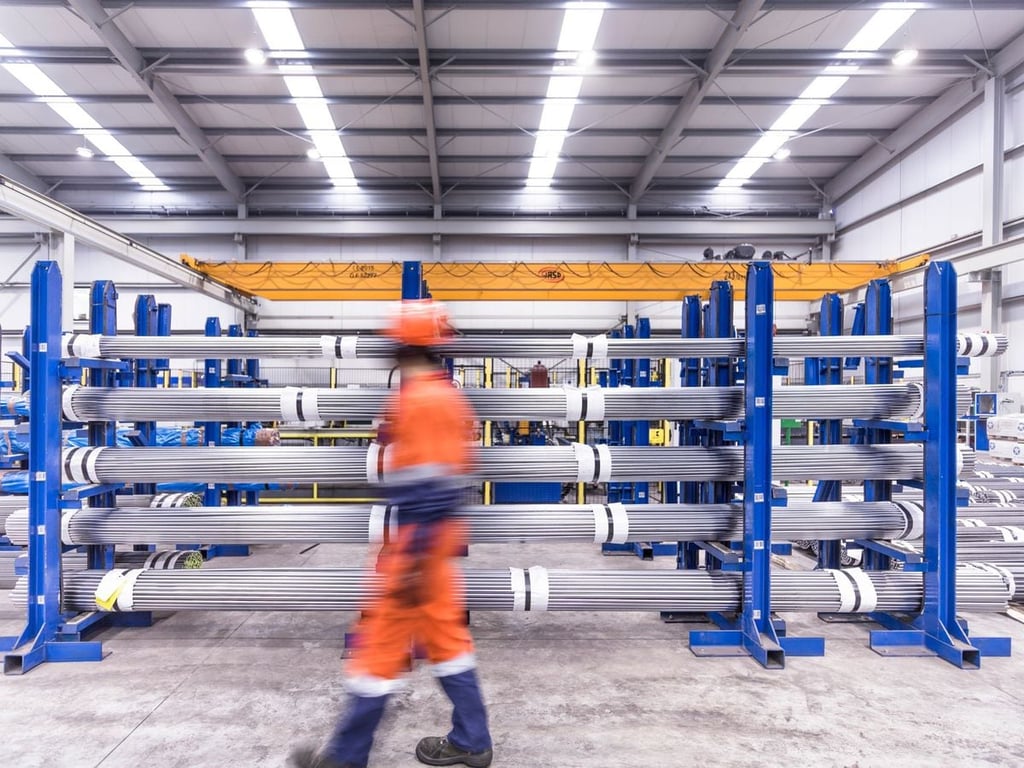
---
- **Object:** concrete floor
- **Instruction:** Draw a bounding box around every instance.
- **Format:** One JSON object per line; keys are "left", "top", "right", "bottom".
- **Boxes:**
{"left": 3, "top": 541, "right": 1024, "bottom": 768}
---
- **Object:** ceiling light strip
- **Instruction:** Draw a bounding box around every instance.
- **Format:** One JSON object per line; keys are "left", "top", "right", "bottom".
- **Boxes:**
{"left": 0, "top": 32, "right": 167, "bottom": 190}
{"left": 251, "top": 7, "right": 356, "bottom": 187}
{"left": 526, "top": 4, "right": 605, "bottom": 187}
{"left": 716, "top": 4, "right": 916, "bottom": 190}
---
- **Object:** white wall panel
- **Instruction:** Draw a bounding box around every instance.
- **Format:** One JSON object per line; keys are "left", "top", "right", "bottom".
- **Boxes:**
{"left": 1006, "top": 153, "right": 1024, "bottom": 222}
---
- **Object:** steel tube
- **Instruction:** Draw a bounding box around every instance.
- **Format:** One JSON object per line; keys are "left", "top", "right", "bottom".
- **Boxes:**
{"left": 4, "top": 500, "right": 922, "bottom": 547}
{"left": 61, "top": 383, "right": 971, "bottom": 422}
{"left": 19, "top": 566, "right": 1010, "bottom": 614}
{"left": 58, "top": 444, "right": 960, "bottom": 485}
{"left": 64, "top": 332, "right": 1008, "bottom": 361}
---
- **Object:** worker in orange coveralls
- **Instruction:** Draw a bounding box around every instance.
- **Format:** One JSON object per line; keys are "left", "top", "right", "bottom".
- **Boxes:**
{"left": 291, "top": 300, "right": 493, "bottom": 768}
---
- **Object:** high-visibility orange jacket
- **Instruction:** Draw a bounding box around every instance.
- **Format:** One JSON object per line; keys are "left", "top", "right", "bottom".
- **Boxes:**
{"left": 383, "top": 369, "right": 477, "bottom": 550}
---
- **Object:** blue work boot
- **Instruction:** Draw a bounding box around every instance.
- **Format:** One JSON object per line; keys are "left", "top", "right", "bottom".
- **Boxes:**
{"left": 416, "top": 668, "right": 492, "bottom": 766}
{"left": 415, "top": 736, "right": 493, "bottom": 767}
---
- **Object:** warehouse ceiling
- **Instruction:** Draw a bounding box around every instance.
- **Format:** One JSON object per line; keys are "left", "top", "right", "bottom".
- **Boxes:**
{"left": 0, "top": 0, "right": 1023, "bottom": 221}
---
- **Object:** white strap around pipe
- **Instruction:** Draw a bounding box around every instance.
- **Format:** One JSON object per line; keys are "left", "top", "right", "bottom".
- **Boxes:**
{"left": 846, "top": 568, "right": 879, "bottom": 613}
{"left": 509, "top": 567, "right": 527, "bottom": 611}
{"left": 528, "top": 566, "right": 550, "bottom": 612}
{"left": 829, "top": 570, "right": 857, "bottom": 613}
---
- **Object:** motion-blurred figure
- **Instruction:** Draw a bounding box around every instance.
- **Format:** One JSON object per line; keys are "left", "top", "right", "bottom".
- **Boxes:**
{"left": 291, "top": 300, "right": 492, "bottom": 768}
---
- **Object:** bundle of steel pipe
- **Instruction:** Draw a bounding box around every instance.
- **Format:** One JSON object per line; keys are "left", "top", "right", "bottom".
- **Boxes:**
{"left": 18, "top": 566, "right": 1010, "bottom": 614}
{"left": 976, "top": 465, "right": 1024, "bottom": 479}
{"left": 957, "top": 525, "right": 1024, "bottom": 543}
{"left": 1, "top": 548, "right": 202, "bottom": 589}
{"left": 58, "top": 444, "right": 961, "bottom": 486}
{"left": 63, "top": 332, "right": 1008, "bottom": 362}
{"left": 963, "top": 485, "right": 1024, "bottom": 505}
{"left": 61, "top": 383, "right": 971, "bottom": 423}
{"left": 959, "top": 507, "right": 1024, "bottom": 525}
{"left": 0, "top": 551, "right": 19, "bottom": 588}
{"left": 6, "top": 500, "right": 923, "bottom": 548}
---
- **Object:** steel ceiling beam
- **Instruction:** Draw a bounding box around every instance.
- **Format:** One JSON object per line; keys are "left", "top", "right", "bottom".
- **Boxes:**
{"left": 6, "top": 153, "right": 857, "bottom": 165}
{"left": 0, "top": 175, "right": 254, "bottom": 312}
{"left": 10, "top": 1, "right": 1023, "bottom": 9}
{"left": 27, "top": 176, "right": 832, "bottom": 192}
{"left": 411, "top": 0, "right": 442, "bottom": 208}
{"left": 65, "top": 0, "right": 245, "bottom": 200}
{"left": 0, "top": 45, "right": 987, "bottom": 72}
{"left": 0, "top": 93, "right": 935, "bottom": 108}
{"left": 826, "top": 29, "right": 1024, "bottom": 202}
{"left": 630, "top": 0, "right": 764, "bottom": 202}
{"left": 0, "top": 126, "right": 888, "bottom": 139}
{"left": 0, "top": 154, "right": 45, "bottom": 192}
{"left": 0, "top": 212, "right": 836, "bottom": 239}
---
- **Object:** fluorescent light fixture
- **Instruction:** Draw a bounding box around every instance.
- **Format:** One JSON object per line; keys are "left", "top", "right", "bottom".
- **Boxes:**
{"left": 844, "top": 8, "right": 915, "bottom": 52}
{"left": 84, "top": 132, "right": 131, "bottom": 157}
{"left": 747, "top": 131, "right": 792, "bottom": 159}
{"left": 799, "top": 76, "right": 849, "bottom": 101}
{"left": 323, "top": 157, "right": 357, "bottom": 186}
{"left": 244, "top": 47, "right": 267, "bottom": 65}
{"left": 557, "top": 7, "right": 604, "bottom": 53}
{"left": 546, "top": 75, "right": 583, "bottom": 100}
{"left": 295, "top": 100, "right": 335, "bottom": 130}
{"left": 714, "top": 5, "right": 916, "bottom": 189}
{"left": 1, "top": 29, "right": 166, "bottom": 190}
{"left": 309, "top": 130, "right": 346, "bottom": 158}
{"left": 770, "top": 102, "right": 823, "bottom": 132}
{"left": 725, "top": 157, "right": 767, "bottom": 181}
{"left": 115, "top": 156, "right": 158, "bottom": 179}
{"left": 537, "top": 101, "right": 577, "bottom": 132}
{"left": 48, "top": 101, "right": 102, "bottom": 130}
{"left": 284, "top": 75, "right": 323, "bottom": 98}
{"left": 533, "top": 131, "right": 567, "bottom": 159}
{"left": 2, "top": 63, "right": 64, "bottom": 97}
{"left": 526, "top": 157, "right": 560, "bottom": 186}
{"left": 251, "top": 6, "right": 357, "bottom": 187}
{"left": 526, "top": 5, "right": 604, "bottom": 187}
{"left": 252, "top": 7, "right": 305, "bottom": 51}
{"left": 892, "top": 48, "right": 919, "bottom": 66}
{"left": 575, "top": 49, "right": 597, "bottom": 68}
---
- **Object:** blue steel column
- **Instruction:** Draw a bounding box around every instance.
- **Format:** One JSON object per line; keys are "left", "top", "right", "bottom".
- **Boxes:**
{"left": 133, "top": 295, "right": 158, "bottom": 499}
{"left": 245, "top": 328, "right": 261, "bottom": 506}
{"left": 920, "top": 262, "right": 976, "bottom": 664}
{"left": 402, "top": 260, "right": 424, "bottom": 300}
{"left": 225, "top": 324, "right": 244, "bottom": 508}
{"left": 809, "top": 293, "right": 843, "bottom": 569}
{"left": 741, "top": 262, "right": 782, "bottom": 666}
{"left": 702, "top": 282, "right": 735, "bottom": 576}
{"left": 156, "top": 303, "right": 172, "bottom": 382}
{"left": 690, "top": 265, "right": 823, "bottom": 666}
{"left": 0, "top": 262, "right": 102, "bottom": 674}
{"left": 867, "top": 262, "right": 1011, "bottom": 665}
{"left": 862, "top": 280, "right": 893, "bottom": 571}
{"left": 87, "top": 281, "right": 118, "bottom": 571}
{"left": 202, "top": 317, "right": 222, "bottom": 509}
{"left": 677, "top": 295, "right": 702, "bottom": 570}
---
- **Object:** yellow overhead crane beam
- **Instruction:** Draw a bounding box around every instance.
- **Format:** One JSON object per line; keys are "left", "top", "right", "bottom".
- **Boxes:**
{"left": 181, "top": 254, "right": 929, "bottom": 302}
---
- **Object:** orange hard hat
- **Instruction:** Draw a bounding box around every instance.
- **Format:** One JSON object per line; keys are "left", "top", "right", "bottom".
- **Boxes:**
{"left": 385, "top": 299, "right": 453, "bottom": 348}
